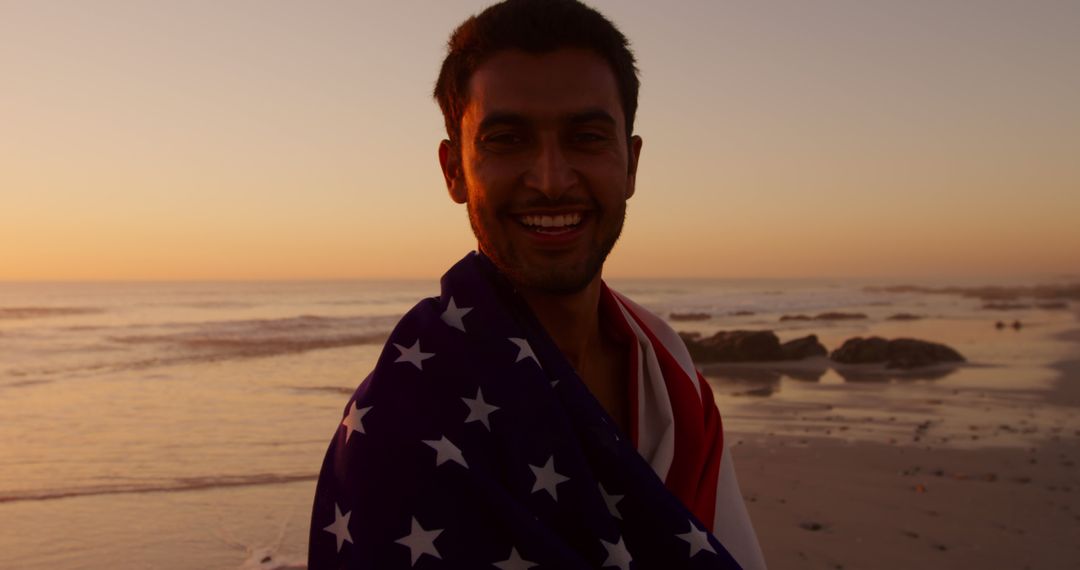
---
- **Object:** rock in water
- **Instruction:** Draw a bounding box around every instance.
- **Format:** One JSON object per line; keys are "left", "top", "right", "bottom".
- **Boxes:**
{"left": 886, "top": 313, "right": 924, "bottom": 321}
{"left": 982, "top": 302, "right": 1031, "bottom": 310}
{"left": 780, "top": 312, "right": 867, "bottom": 321}
{"left": 779, "top": 314, "right": 814, "bottom": 321}
{"left": 780, "top": 335, "right": 828, "bottom": 360}
{"left": 813, "top": 311, "right": 868, "bottom": 320}
{"left": 683, "top": 331, "right": 827, "bottom": 362}
{"left": 684, "top": 330, "right": 784, "bottom": 362}
{"left": 830, "top": 336, "right": 964, "bottom": 369}
{"left": 670, "top": 312, "right": 711, "bottom": 321}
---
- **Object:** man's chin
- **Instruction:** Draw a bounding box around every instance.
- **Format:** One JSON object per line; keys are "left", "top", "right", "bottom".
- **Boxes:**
{"left": 521, "top": 273, "right": 595, "bottom": 295}
{"left": 504, "top": 258, "right": 603, "bottom": 296}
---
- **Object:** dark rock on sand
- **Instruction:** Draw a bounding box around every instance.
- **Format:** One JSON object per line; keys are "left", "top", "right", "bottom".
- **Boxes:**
{"left": 670, "top": 312, "right": 710, "bottom": 321}
{"left": 780, "top": 335, "right": 828, "bottom": 360}
{"left": 729, "top": 310, "right": 756, "bottom": 316}
{"left": 830, "top": 337, "right": 965, "bottom": 369}
{"left": 684, "top": 331, "right": 827, "bottom": 363}
{"left": 684, "top": 330, "right": 784, "bottom": 362}
{"left": 886, "top": 313, "right": 924, "bottom": 321}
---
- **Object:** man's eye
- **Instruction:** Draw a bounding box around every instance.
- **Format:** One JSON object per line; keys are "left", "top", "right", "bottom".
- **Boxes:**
{"left": 483, "top": 132, "right": 524, "bottom": 146}
{"left": 573, "top": 131, "right": 609, "bottom": 144}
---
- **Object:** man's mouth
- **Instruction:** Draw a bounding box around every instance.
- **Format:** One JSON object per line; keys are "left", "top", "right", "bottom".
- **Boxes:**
{"left": 515, "top": 212, "right": 585, "bottom": 235}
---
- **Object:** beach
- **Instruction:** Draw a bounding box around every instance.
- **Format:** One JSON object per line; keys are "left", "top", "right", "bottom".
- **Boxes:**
{"left": 736, "top": 435, "right": 1079, "bottom": 569}
{"left": 1, "top": 278, "right": 1077, "bottom": 569}
{"left": 720, "top": 326, "right": 1080, "bottom": 569}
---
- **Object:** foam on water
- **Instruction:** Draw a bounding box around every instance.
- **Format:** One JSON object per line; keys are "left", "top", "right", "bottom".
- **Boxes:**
{"left": 0, "top": 306, "right": 105, "bottom": 319}
{"left": 1, "top": 313, "right": 398, "bottom": 386}
{"left": 0, "top": 472, "right": 318, "bottom": 504}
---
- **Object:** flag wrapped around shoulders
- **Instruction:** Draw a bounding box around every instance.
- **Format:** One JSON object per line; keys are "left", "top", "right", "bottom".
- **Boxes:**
{"left": 309, "top": 252, "right": 764, "bottom": 569}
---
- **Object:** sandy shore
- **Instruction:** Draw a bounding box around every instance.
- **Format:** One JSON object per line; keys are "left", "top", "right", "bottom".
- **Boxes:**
{"left": 735, "top": 436, "right": 1079, "bottom": 569}
{"left": 730, "top": 332, "right": 1080, "bottom": 569}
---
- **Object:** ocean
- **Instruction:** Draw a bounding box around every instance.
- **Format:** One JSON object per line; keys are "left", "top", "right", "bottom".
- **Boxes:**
{"left": 1, "top": 274, "right": 1076, "bottom": 569}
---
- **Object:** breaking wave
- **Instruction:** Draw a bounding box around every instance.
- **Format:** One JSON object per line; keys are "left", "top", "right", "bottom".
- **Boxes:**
{"left": 0, "top": 472, "right": 317, "bottom": 504}
{"left": 0, "top": 306, "right": 104, "bottom": 320}
{"left": 4, "top": 314, "right": 395, "bottom": 382}
{"left": 108, "top": 314, "right": 392, "bottom": 354}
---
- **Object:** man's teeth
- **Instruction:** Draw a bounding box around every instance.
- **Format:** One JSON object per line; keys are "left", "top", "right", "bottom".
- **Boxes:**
{"left": 520, "top": 213, "right": 583, "bottom": 228}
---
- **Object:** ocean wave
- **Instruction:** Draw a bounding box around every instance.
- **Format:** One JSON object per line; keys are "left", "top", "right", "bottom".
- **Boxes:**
{"left": 286, "top": 385, "right": 356, "bottom": 395}
{"left": 5, "top": 332, "right": 387, "bottom": 380}
{"left": 106, "top": 314, "right": 392, "bottom": 355}
{"left": 0, "top": 472, "right": 317, "bottom": 504}
{"left": 4, "top": 314, "right": 392, "bottom": 381}
{"left": 177, "top": 301, "right": 259, "bottom": 310}
{"left": 1, "top": 378, "right": 54, "bottom": 389}
{"left": 109, "top": 331, "right": 386, "bottom": 354}
{"left": 0, "top": 306, "right": 104, "bottom": 320}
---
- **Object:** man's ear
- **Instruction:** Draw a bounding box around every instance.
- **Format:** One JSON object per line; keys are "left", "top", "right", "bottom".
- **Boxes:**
{"left": 439, "top": 140, "right": 467, "bottom": 204}
{"left": 625, "top": 135, "right": 643, "bottom": 200}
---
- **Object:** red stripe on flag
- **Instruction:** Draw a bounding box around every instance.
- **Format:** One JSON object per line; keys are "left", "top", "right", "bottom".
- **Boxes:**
{"left": 621, "top": 302, "right": 724, "bottom": 531}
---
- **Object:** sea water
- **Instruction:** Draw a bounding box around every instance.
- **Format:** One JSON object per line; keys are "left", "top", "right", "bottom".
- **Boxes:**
{"left": 1, "top": 275, "right": 1076, "bottom": 569}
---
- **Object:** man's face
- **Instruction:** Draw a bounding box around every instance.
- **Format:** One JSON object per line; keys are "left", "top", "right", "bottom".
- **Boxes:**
{"left": 439, "top": 48, "right": 642, "bottom": 295}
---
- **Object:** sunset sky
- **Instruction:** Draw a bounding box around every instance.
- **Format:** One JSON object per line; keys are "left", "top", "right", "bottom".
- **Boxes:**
{"left": 2, "top": 0, "right": 1078, "bottom": 281}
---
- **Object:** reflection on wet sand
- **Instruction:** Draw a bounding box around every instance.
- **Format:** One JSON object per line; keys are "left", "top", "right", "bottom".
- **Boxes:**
{"left": 701, "top": 357, "right": 962, "bottom": 395}
{"left": 832, "top": 363, "right": 959, "bottom": 383}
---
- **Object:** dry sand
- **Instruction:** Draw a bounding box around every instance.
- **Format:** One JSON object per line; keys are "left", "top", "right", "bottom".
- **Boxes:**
{"left": 731, "top": 346, "right": 1080, "bottom": 569}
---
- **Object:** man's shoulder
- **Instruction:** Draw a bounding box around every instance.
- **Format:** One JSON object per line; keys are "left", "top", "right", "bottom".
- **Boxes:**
{"left": 363, "top": 294, "right": 464, "bottom": 379}
{"left": 605, "top": 287, "right": 699, "bottom": 378}
{"left": 351, "top": 290, "right": 522, "bottom": 410}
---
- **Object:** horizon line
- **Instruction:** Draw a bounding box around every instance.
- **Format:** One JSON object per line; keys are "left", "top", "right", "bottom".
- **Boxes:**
{"left": 2, "top": 273, "right": 1077, "bottom": 286}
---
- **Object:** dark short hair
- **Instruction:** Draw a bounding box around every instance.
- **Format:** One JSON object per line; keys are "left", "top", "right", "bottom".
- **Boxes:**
{"left": 434, "top": 0, "right": 640, "bottom": 147}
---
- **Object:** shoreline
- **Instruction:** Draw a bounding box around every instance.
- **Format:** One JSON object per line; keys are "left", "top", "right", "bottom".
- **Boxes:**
{"left": 1049, "top": 320, "right": 1080, "bottom": 406}
{"left": 731, "top": 312, "right": 1080, "bottom": 569}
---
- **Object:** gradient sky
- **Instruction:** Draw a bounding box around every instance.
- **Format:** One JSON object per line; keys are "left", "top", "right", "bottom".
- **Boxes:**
{"left": 2, "top": 0, "right": 1078, "bottom": 281}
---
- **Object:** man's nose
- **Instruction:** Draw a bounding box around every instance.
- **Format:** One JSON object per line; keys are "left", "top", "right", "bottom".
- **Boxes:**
{"left": 523, "top": 136, "right": 577, "bottom": 199}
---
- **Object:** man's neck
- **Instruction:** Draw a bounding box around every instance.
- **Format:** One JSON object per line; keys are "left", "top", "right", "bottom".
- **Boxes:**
{"left": 519, "top": 272, "right": 631, "bottom": 432}
{"left": 513, "top": 269, "right": 630, "bottom": 432}
{"left": 517, "top": 276, "right": 604, "bottom": 373}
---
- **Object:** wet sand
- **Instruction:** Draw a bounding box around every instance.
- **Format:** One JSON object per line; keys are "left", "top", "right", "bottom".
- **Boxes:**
{"left": 736, "top": 436, "right": 1079, "bottom": 569}
{"left": 729, "top": 332, "right": 1080, "bottom": 569}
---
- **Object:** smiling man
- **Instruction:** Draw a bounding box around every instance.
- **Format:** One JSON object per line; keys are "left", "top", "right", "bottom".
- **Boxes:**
{"left": 309, "top": 1, "right": 764, "bottom": 568}
{"left": 440, "top": 46, "right": 642, "bottom": 435}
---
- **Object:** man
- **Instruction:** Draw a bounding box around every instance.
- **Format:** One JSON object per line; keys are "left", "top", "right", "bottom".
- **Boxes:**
{"left": 309, "top": 1, "right": 765, "bottom": 568}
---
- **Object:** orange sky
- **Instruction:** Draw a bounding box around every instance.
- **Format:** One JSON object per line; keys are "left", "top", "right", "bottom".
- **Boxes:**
{"left": 2, "top": 0, "right": 1078, "bottom": 281}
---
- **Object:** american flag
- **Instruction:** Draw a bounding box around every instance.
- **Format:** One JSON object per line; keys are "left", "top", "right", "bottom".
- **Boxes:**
{"left": 308, "top": 252, "right": 763, "bottom": 569}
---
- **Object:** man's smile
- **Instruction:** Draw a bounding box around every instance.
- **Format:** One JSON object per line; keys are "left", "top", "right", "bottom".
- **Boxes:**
{"left": 515, "top": 211, "right": 586, "bottom": 232}
{"left": 511, "top": 211, "right": 592, "bottom": 246}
